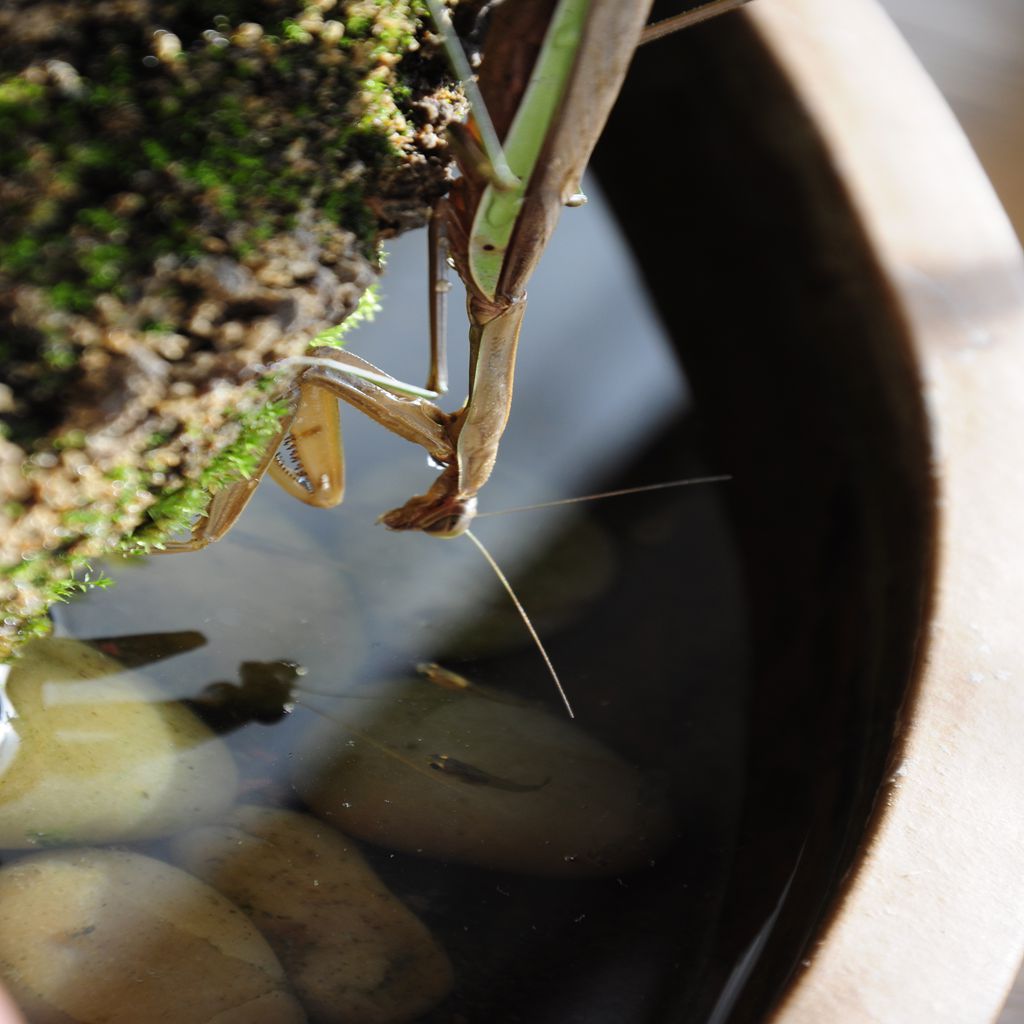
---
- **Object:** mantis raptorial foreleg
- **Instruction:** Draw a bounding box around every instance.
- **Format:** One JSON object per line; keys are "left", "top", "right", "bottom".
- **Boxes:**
{"left": 379, "top": 292, "right": 527, "bottom": 536}
{"left": 296, "top": 348, "right": 452, "bottom": 464}
{"left": 157, "top": 410, "right": 297, "bottom": 553}
{"left": 267, "top": 383, "right": 344, "bottom": 510}
{"left": 157, "top": 346, "right": 454, "bottom": 551}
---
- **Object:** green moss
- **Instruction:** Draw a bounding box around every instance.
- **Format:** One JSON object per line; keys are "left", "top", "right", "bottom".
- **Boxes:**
{"left": 52, "top": 430, "right": 87, "bottom": 451}
{"left": 313, "top": 282, "right": 382, "bottom": 347}
{"left": 0, "top": 0, "right": 427, "bottom": 317}
{"left": 0, "top": 79, "right": 45, "bottom": 107}
{"left": 346, "top": 13, "right": 373, "bottom": 35}
{"left": 46, "top": 283, "right": 94, "bottom": 313}
{"left": 41, "top": 340, "right": 77, "bottom": 371}
{"left": 140, "top": 138, "right": 172, "bottom": 168}
{"left": 1, "top": 237, "right": 41, "bottom": 275}
{"left": 282, "top": 19, "right": 313, "bottom": 43}
{"left": 3, "top": 556, "right": 115, "bottom": 651}
{"left": 128, "top": 395, "right": 293, "bottom": 551}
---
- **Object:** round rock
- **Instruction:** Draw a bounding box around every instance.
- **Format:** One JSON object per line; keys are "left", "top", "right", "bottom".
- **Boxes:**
{"left": 0, "top": 848, "right": 306, "bottom": 1023}
{"left": 292, "top": 678, "right": 675, "bottom": 876}
{"left": 0, "top": 638, "right": 238, "bottom": 848}
{"left": 172, "top": 805, "right": 454, "bottom": 1024}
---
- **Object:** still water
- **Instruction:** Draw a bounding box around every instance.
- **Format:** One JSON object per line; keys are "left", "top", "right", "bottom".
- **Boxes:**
{"left": 14, "top": 180, "right": 751, "bottom": 1022}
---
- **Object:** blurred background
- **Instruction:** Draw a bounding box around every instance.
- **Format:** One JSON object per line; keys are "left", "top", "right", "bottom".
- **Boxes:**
{"left": 882, "top": 0, "right": 1024, "bottom": 239}
{"left": 878, "top": 1, "right": 1024, "bottom": 1020}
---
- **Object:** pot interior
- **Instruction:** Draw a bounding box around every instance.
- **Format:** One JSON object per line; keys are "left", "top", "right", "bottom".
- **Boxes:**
{"left": 35, "top": 12, "right": 933, "bottom": 1024}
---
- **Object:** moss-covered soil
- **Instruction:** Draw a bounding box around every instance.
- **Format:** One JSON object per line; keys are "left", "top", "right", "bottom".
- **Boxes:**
{"left": 0, "top": 0, "right": 463, "bottom": 657}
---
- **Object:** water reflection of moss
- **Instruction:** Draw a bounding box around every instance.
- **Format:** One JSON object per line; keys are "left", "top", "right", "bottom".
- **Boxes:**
{"left": 0, "top": 0, "right": 460, "bottom": 659}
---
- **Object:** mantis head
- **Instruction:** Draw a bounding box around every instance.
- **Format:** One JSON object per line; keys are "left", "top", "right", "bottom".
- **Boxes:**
{"left": 378, "top": 472, "right": 478, "bottom": 538}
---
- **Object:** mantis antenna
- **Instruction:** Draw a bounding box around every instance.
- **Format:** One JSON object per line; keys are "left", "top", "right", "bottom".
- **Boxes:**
{"left": 640, "top": 0, "right": 754, "bottom": 45}
{"left": 475, "top": 475, "right": 733, "bottom": 518}
{"left": 464, "top": 529, "right": 575, "bottom": 719}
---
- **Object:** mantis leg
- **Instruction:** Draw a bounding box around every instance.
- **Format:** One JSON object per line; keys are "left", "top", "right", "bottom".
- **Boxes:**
{"left": 427, "top": 200, "right": 450, "bottom": 396}
{"left": 156, "top": 411, "right": 296, "bottom": 552}
{"left": 299, "top": 347, "right": 455, "bottom": 466}
{"left": 161, "top": 347, "right": 458, "bottom": 551}
{"left": 454, "top": 295, "right": 526, "bottom": 500}
{"left": 378, "top": 295, "right": 526, "bottom": 537}
{"left": 267, "top": 379, "right": 345, "bottom": 509}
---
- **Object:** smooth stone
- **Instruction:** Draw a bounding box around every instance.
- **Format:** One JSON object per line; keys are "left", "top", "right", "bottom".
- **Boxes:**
{"left": 171, "top": 805, "right": 454, "bottom": 1024}
{"left": 0, "top": 848, "right": 306, "bottom": 1023}
{"left": 292, "top": 678, "right": 675, "bottom": 877}
{"left": 0, "top": 638, "right": 238, "bottom": 848}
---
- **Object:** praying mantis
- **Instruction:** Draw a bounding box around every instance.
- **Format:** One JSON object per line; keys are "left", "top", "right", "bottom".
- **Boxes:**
{"left": 165, "top": 0, "right": 750, "bottom": 553}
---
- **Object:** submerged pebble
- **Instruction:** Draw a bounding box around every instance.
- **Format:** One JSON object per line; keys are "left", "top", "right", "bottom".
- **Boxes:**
{"left": 292, "top": 678, "right": 674, "bottom": 876}
{"left": 0, "top": 638, "right": 237, "bottom": 848}
{"left": 0, "top": 848, "right": 306, "bottom": 1023}
{"left": 171, "top": 805, "right": 454, "bottom": 1024}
